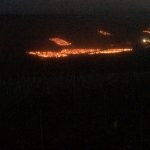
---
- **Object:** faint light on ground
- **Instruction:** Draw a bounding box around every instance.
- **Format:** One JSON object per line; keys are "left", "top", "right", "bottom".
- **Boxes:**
{"left": 142, "top": 39, "right": 147, "bottom": 43}
{"left": 143, "top": 28, "right": 150, "bottom": 34}
{"left": 98, "top": 30, "right": 112, "bottom": 36}
{"left": 142, "top": 38, "right": 150, "bottom": 44}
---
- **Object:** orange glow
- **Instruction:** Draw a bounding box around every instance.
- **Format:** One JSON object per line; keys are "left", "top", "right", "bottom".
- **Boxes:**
{"left": 142, "top": 38, "right": 150, "bottom": 44}
{"left": 143, "top": 28, "right": 150, "bottom": 34}
{"left": 98, "top": 30, "right": 112, "bottom": 36}
{"left": 143, "top": 30, "right": 150, "bottom": 34}
{"left": 27, "top": 48, "right": 132, "bottom": 58}
{"left": 49, "top": 37, "right": 71, "bottom": 46}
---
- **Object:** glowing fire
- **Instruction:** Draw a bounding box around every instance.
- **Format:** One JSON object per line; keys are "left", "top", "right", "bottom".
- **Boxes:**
{"left": 27, "top": 48, "right": 132, "bottom": 58}
{"left": 98, "top": 30, "right": 112, "bottom": 36}
{"left": 143, "top": 30, "right": 150, "bottom": 34}
{"left": 142, "top": 38, "right": 150, "bottom": 44}
{"left": 143, "top": 28, "right": 150, "bottom": 34}
{"left": 49, "top": 37, "right": 71, "bottom": 46}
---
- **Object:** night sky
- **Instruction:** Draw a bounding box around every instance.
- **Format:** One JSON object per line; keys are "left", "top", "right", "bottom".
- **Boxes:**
{"left": 0, "top": 0, "right": 150, "bottom": 14}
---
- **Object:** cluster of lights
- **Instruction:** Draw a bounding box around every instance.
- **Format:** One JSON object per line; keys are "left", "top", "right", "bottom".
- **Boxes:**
{"left": 27, "top": 48, "right": 132, "bottom": 59}
{"left": 98, "top": 30, "right": 112, "bottom": 36}
{"left": 49, "top": 37, "right": 71, "bottom": 46}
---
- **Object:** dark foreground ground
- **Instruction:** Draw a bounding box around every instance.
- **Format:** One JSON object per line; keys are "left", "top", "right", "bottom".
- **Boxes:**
{"left": 0, "top": 15, "right": 150, "bottom": 150}
{"left": 1, "top": 51, "right": 150, "bottom": 150}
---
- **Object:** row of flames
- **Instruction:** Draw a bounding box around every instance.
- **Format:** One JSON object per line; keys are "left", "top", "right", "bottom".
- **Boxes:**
{"left": 49, "top": 29, "right": 112, "bottom": 47}
{"left": 142, "top": 28, "right": 150, "bottom": 45}
{"left": 49, "top": 30, "right": 112, "bottom": 47}
{"left": 27, "top": 48, "right": 132, "bottom": 58}
{"left": 48, "top": 28, "right": 149, "bottom": 46}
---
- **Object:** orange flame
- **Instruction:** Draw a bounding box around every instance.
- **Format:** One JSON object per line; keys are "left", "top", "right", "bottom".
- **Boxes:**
{"left": 143, "top": 30, "right": 150, "bottom": 34}
{"left": 49, "top": 37, "right": 71, "bottom": 46}
{"left": 27, "top": 48, "right": 132, "bottom": 59}
{"left": 143, "top": 28, "right": 150, "bottom": 34}
{"left": 142, "top": 38, "right": 150, "bottom": 44}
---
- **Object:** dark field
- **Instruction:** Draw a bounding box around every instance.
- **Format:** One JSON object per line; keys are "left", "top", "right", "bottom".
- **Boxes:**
{"left": 0, "top": 14, "right": 150, "bottom": 150}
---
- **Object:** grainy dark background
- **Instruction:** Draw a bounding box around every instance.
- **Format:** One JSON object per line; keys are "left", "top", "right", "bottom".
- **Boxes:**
{"left": 0, "top": 0, "right": 150, "bottom": 14}
{"left": 0, "top": 3, "right": 150, "bottom": 150}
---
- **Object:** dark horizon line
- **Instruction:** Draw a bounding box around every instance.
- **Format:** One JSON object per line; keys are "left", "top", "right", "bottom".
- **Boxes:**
{"left": 0, "top": 10, "right": 150, "bottom": 15}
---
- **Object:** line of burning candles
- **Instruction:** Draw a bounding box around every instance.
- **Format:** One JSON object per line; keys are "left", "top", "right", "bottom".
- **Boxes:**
{"left": 27, "top": 48, "right": 133, "bottom": 58}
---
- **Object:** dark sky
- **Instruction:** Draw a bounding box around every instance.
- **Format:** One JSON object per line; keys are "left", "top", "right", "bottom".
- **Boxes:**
{"left": 0, "top": 0, "right": 150, "bottom": 14}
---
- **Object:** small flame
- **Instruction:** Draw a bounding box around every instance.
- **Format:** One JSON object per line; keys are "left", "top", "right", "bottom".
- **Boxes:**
{"left": 98, "top": 30, "right": 112, "bottom": 36}
{"left": 49, "top": 37, "right": 71, "bottom": 46}
{"left": 143, "top": 28, "right": 150, "bottom": 34}
{"left": 143, "top": 30, "right": 150, "bottom": 34}
{"left": 27, "top": 48, "right": 132, "bottom": 59}
{"left": 142, "top": 38, "right": 150, "bottom": 44}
